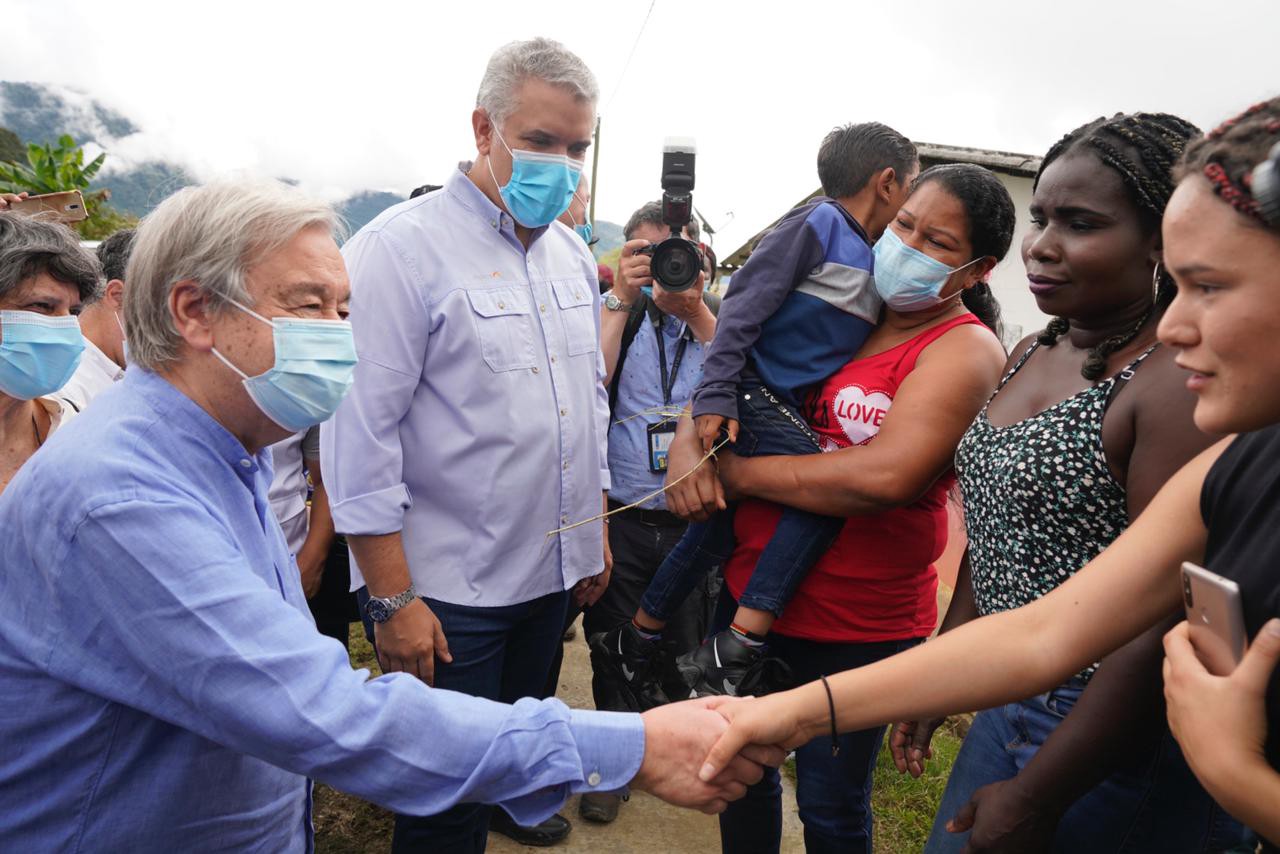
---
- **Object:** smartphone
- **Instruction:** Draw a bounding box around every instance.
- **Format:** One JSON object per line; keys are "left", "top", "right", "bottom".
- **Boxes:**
{"left": 7, "top": 190, "right": 89, "bottom": 223}
{"left": 1181, "top": 561, "right": 1248, "bottom": 676}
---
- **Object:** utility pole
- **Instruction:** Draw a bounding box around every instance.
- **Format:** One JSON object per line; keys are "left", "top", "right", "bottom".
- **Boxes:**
{"left": 589, "top": 116, "right": 601, "bottom": 225}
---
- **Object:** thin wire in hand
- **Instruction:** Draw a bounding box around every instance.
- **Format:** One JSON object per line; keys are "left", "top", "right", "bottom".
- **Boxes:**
{"left": 546, "top": 436, "right": 730, "bottom": 536}
{"left": 613, "top": 404, "right": 687, "bottom": 426}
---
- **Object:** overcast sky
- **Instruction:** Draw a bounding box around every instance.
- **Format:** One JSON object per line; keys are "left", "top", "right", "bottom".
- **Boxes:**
{"left": 4, "top": 0, "right": 1279, "bottom": 251}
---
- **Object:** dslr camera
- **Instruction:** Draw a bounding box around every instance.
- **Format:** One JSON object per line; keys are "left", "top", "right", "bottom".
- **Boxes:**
{"left": 636, "top": 137, "right": 703, "bottom": 292}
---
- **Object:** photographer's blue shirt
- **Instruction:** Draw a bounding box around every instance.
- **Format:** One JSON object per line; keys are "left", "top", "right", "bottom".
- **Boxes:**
{"left": 0, "top": 369, "right": 643, "bottom": 853}
{"left": 609, "top": 312, "right": 706, "bottom": 509}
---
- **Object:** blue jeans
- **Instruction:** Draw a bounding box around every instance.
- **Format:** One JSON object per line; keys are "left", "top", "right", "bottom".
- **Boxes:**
{"left": 639, "top": 378, "right": 844, "bottom": 623}
{"left": 925, "top": 680, "right": 1255, "bottom": 853}
{"left": 708, "top": 591, "right": 923, "bottom": 854}
{"left": 358, "top": 588, "right": 571, "bottom": 854}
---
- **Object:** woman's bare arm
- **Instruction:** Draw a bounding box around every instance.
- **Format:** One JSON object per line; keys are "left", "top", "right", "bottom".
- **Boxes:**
{"left": 700, "top": 438, "right": 1229, "bottom": 777}
{"left": 721, "top": 324, "right": 1003, "bottom": 516}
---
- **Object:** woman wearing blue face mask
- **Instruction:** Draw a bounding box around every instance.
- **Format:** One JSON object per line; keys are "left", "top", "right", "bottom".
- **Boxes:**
{"left": 659, "top": 163, "right": 1014, "bottom": 853}
{"left": 0, "top": 212, "right": 98, "bottom": 494}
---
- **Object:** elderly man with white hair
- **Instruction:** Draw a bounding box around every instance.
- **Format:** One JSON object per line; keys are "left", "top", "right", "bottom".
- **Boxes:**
{"left": 321, "top": 37, "right": 621, "bottom": 848}
{"left": 0, "top": 181, "right": 781, "bottom": 853}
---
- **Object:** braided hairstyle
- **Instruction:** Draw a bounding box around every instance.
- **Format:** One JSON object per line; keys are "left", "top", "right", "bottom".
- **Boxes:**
{"left": 912, "top": 163, "right": 1016, "bottom": 338}
{"left": 1033, "top": 112, "right": 1200, "bottom": 379}
{"left": 1177, "top": 97, "right": 1280, "bottom": 229}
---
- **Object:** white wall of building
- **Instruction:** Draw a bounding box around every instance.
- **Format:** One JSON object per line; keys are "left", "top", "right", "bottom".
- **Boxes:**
{"left": 987, "top": 173, "right": 1050, "bottom": 347}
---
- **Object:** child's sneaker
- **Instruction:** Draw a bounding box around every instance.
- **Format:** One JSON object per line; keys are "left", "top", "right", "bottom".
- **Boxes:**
{"left": 588, "top": 623, "right": 670, "bottom": 712}
{"left": 673, "top": 629, "right": 781, "bottom": 698}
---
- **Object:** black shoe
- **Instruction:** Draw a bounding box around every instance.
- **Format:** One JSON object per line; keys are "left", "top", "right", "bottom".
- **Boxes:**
{"left": 588, "top": 623, "right": 670, "bottom": 712}
{"left": 578, "top": 791, "right": 624, "bottom": 824}
{"left": 489, "top": 810, "right": 571, "bottom": 846}
{"left": 675, "top": 629, "right": 793, "bottom": 698}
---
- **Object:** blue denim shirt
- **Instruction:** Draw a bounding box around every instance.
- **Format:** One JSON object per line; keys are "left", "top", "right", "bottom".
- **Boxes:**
{"left": 608, "top": 313, "right": 705, "bottom": 509}
{"left": 0, "top": 369, "right": 643, "bottom": 853}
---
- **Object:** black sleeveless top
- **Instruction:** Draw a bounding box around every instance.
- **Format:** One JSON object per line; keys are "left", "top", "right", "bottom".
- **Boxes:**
{"left": 1201, "top": 424, "right": 1280, "bottom": 775}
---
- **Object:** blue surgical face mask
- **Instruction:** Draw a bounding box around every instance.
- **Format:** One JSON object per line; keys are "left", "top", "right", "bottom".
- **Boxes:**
{"left": 0, "top": 310, "right": 85, "bottom": 400}
{"left": 211, "top": 299, "right": 358, "bottom": 432}
{"left": 486, "top": 127, "right": 583, "bottom": 228}
{"left": 872, "top": 228, "right": 982, "bottom": 312}
{"left": 568, "top": 192, "right": 593, "bottom": 245}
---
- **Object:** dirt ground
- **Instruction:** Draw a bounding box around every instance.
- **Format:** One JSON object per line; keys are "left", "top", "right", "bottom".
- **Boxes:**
{"left": 486, "top": 615, "right": 806, "bottom": 854}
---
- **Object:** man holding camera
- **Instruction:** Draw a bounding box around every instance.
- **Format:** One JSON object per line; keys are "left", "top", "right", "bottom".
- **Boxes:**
{"left": 573, "top": 201, "right": 718, "bottom": 823}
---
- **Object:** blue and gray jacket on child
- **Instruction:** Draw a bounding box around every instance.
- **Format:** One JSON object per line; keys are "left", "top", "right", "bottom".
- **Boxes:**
{"left": 691, "top": 197, "right": 879, "bottom": 421}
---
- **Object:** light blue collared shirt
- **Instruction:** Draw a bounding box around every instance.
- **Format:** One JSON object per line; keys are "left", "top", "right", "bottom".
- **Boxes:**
{"left": 321, "top": 165, "right": 610, "bottom": 606}
{"left": 609, "top": 313, "right": 705, "bottom": 509}
{"left": 0, "top": 369, "right": 643, "bottom": 853}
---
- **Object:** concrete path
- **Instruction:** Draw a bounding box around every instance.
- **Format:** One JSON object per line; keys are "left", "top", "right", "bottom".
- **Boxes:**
{"left": 488, "top": 615, "right": 805, "bottom": 853}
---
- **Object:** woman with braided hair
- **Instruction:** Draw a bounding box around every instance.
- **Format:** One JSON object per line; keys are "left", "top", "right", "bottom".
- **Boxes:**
{"left": 698, "top": 97, "right": 1280, "bottom": 852}
{"left": 896, "top": 112, "right": 1251, "bottom": 853}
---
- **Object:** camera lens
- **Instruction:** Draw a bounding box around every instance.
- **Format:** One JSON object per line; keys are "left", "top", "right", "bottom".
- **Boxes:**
{"left": 651, "top": 238, "right": 701, "bottom": 292}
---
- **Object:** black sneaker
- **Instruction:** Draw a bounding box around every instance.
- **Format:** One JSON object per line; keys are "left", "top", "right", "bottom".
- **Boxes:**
{"left": 588, "top": 623, "right": 670, "bottom": 712}
{"left": 675, "top": 629, "right": 793, "bottom": 698}
{"left": 489, "top": 810, "right": 571, "bottom": 846}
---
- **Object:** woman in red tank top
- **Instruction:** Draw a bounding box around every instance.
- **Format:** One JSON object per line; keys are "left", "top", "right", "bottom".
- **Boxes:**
{"left": 665, "top": 164, "right": 1013, "bottom": 853}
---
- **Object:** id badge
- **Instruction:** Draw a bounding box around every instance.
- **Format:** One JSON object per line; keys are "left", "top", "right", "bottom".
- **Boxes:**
{"left": 647, "top": 421, "right": 678, "bottom": 473}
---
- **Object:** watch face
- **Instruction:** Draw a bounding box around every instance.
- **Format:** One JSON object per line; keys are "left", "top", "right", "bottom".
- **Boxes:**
{"left": 366, "top": 598, "right": 391, "bottom": 623}
{"left": 605, "top": 293, "right": 621, "bottom": 310}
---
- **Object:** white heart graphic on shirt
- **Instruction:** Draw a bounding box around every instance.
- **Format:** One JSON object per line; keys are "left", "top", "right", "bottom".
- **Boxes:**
{"left": 833, "top": 384, "right": 893, "bottom": 446}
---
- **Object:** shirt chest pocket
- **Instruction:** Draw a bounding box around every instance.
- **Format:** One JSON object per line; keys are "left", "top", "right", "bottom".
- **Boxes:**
{"left": 467, "top": 287, "right": 537, "bottom": 372}
{"left": 552, "top": 280, "right": 598, "bottom": 357}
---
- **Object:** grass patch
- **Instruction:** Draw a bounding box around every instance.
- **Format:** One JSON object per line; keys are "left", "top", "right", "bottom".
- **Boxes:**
{"left": 871, "top": 718, "right": 966, "bottom": 854}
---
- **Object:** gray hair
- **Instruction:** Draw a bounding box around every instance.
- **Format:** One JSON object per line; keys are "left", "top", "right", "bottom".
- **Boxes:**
{"left": 0, "top": 213, "right": 101, "bottom": 303}
{"left": 476, "top": 37, "right": 599, "bottom": 129}
{"left": 124, "top": 181, "right": 342, "bottom": 371}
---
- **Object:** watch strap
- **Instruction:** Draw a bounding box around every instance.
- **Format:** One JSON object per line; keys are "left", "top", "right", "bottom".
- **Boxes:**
{"left": 367, "top": 584, "right": 417, "bottom": 621}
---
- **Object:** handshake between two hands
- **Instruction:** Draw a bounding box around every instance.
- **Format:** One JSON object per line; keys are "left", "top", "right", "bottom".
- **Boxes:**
{"left": 630, "top": 693, "right": 810, "bottom": 814}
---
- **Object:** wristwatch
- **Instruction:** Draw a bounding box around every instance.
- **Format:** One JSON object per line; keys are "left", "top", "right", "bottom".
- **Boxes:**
{"left": 604, "top": 292, "right": 631, "bottom": 312}
{"left": 364, "top": 584, "right": 418, "bottom": 623}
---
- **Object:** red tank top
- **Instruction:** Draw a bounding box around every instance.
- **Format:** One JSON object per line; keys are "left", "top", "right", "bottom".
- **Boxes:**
{"left": 724, "top": 313, "right": 987, "bottom": 643}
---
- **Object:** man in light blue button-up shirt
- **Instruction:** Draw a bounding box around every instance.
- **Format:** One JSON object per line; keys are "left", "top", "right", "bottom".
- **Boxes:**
{"left": 320, "top": 38, "right": 620, "bottom": 848}
{"left": 0, "top": 179, "right": 779, "bottom": 853}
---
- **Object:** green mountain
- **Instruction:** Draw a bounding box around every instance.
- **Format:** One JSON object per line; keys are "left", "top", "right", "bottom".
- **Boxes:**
{"left": 0, "top": 80, "right": 623, "bottom": 239}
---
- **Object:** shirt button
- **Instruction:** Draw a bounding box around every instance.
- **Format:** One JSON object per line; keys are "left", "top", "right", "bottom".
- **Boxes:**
{"left": 533, "top": 366, "right": 540, "bottom": 374}
{"left": 587, "top": 771, "right": 602, "bottom": 787}
{"left": 550, "top": 355, "right": 557, "bottom": 363}
{"left": 562, "top": 461, "right": 569, "bottom": 471}
{"left": 560, "top": 408, "right": 567, "bottom": 416}
{"left": 540, "top": 304, "right": 547, "bottom": 312}
{"left": 239, "top": 459, "right": 253, "bottom": 469}
{"left": 490, "top": 219, "right": 497, "bottom": 228}
{"left": 497, "top": 301, "right": 506, "bottom": 309}
{"left": 561, "top": 514, "right": 570, "bottom": 525}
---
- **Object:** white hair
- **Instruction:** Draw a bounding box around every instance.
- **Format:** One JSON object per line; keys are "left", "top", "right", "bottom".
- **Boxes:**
{"left": 476, "top": 37, "right": 599, "bottom": 129}
{"left": 123, "top": 181, "right": 343, "bottom": 371}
